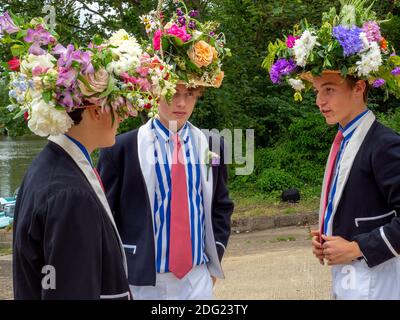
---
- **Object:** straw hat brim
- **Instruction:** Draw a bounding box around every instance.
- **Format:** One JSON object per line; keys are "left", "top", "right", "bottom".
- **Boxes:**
{"left": 300, "top": 70, "right": 341, "bottom": 83}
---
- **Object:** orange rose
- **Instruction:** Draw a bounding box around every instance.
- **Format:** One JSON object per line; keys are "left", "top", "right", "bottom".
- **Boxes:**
{"left": 187, "top": 40, "right": 214, "bottom": 68}
{"left": 213, "top": 71, "right": 224, "bottom": 88}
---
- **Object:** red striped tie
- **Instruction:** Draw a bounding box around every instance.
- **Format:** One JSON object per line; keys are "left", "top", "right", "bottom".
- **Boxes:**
{"left": 320, "top": 130, "right": 344, "bottom": 240}
{"left": 169, "top": 134, "right": 192, "bottom": 279}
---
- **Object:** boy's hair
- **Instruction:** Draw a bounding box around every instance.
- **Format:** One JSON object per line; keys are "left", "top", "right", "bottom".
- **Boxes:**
{"left": 68, "top": 108, "right": 85, "bottom": 125}
{"left": 346, "top": 76, "right": 369, "bottom": 103}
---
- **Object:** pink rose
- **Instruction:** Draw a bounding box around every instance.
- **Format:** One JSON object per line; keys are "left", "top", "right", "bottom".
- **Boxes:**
{"left": 153, "top": 29, "right": 162, "bottom": 50}
{"left": 78, "top": 68, "right": 109, "bottom": 96}
{"left": 166, "top": 24, "right": 191, "bottom": 42}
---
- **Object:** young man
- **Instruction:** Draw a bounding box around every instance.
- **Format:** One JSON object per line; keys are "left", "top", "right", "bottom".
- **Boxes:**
{"left": 13, "top": 106, "right": 131, "bottom": 299}
{"left": 310, "top": 72, "right": 400, "bottom": 299}
{"left": 97, "top": 83, "right": 234, "bottom": 299}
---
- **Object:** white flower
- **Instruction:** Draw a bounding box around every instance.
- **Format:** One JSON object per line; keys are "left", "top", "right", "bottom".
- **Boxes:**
{"left": 359, "top": 32, "right": 370, "bottom": 52}
{"left": 293, "top": 30, "right": 318, "bottom": 67}
{"left": 108, "top": 29, "right": 133, "bottom": 46}
{"left": 340, "top": 5, "right": 356, "bottom": 28}
{"left": 28, "top": 98, "right": 73, "bottom": 137}
{"left": 288, "top": 78, "right": 305, "bottom": 91}
{"left": 20, "top": 53, "right": 56, "bottom": 75}
{"left": 356, "top": 42, "right": 382, "bottom": 77}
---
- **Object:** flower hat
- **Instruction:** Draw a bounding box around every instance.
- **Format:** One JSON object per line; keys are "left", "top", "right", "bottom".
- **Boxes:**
{"left": 140, "top": 0, "right": 230, "bottom": 88}
{"left": 262, "top": 0, "right": 400, "bottom": 101}
{"left": 0, "top": 12, "right": 177, "bottom": 137}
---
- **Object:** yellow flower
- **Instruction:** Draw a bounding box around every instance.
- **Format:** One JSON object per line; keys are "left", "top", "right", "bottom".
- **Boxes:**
{"left": 187, "top": 40, "right": 214, "bottom": 68}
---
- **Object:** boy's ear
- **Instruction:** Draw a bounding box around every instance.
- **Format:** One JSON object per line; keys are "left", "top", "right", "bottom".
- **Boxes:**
{"left": 86, "top": 106, "right": 101, "bottom": 120}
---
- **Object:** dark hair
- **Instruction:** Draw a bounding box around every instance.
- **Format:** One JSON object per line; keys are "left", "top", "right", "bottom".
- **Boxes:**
{"left": 346, "top": 76, "right": 369, "bottom": 102}
{"left": 67, "top": 108, "right": 85, "bottom": 125}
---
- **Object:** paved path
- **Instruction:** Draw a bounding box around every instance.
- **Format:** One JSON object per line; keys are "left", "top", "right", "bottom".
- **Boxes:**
{"left": 0, "top": 225, "right": 332, "bottom": 300}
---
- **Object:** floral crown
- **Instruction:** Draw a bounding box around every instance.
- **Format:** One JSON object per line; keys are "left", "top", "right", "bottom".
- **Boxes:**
{"left": 140, "top": 0, "right": 230, "bottom": 88}
{"left": 262, "top": 0, "right": 400, "bottom": 101}
{"left": 0, "top": 11, "right": 177, "bottom": 137}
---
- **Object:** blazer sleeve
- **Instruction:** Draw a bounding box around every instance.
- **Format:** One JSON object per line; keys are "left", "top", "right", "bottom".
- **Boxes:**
{"left": 353, "top": 134, "right": 400, "bottom": 267}
{"left": 41, "top": 188, "right": 103, "bottom": 299}
{"left": 97, "top": 147, "right": 120, "bottom": 214}
{"left": 211, "top": 136, "right": 234, "bottom": 261}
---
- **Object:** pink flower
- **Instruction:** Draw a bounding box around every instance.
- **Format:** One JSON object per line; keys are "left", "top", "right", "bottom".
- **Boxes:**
{"left": 153, "top": 29, "right": 162, "bottom": 50}
{"left": 362, "top": 21, "right": 382, "bottom": 43}
{"left": 137, "top": 78, "right": 151, "bottom": 91}
{"left": 286, "top": 35, "right": 300, "bottom": 49}
{"left": 136, "top": 66, "right": 150, "bottom": 77}
{"left": 166, "top": 24, "right": 191, "bottom": 42}
{"left": 32, "top": 65, "right": 49, "bottom": 76}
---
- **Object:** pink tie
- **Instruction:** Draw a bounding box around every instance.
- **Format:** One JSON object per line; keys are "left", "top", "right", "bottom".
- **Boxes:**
{"left": 320, "top": 131, "right": 344, "bottom": 239}
{"left": 169, "top": 134, "right": 192, "bottom": 279}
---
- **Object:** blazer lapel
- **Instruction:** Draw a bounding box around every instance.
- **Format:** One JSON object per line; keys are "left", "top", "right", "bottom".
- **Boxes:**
{"left": 189, "top": 123, "right": 224, "bottom": 278}
{"left": 137, "top": 120, "right": 156, "bottom": 220}
{"left": 325, "top": 112, "right": 376, "bottom": 236}
{"left": 48, "top": 134, "right": 128, "bottom": 276}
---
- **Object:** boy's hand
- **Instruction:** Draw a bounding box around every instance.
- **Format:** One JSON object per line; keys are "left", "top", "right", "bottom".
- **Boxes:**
{"left": 321, "top": 235, "right": 363, "bottom": 265}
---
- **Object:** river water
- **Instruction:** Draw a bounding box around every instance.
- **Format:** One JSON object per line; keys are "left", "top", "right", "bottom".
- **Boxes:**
{"left": 0, "top": 136, "right": 47, "bottom": 197}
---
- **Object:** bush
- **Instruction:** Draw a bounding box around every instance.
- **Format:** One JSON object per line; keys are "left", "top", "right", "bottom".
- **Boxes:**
{"left": 257, "top": 168, "right": 300, "bottom": 194}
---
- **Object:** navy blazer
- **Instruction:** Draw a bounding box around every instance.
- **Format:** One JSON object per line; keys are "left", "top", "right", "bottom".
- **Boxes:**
{"left": 98, "top": 124, "right": 234, "bottom": 286}
{"left": 13, "top": 140, "right": 129, "bottom": 299}
{"left": 332, "top": 121, "right": 400, "bottom": 267}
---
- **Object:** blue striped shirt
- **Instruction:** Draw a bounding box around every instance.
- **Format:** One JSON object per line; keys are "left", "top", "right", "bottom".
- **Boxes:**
{"left": 323, "top": 109, "right": 370, "bottom": 234}
{"left": 152, "top": 119, "right": 208, "bottom": 273}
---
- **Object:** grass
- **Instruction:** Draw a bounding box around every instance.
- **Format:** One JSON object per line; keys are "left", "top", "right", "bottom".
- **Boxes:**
{"left": 0, "top": 248, "right": 12, "bottom": 256}
{"left": 231, "top": 190, "right": 320, "bottom": 220}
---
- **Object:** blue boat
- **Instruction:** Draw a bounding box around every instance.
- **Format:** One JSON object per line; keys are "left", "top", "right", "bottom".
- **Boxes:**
{"left": 0, "top": 196, "right": 16, "bottom": 229}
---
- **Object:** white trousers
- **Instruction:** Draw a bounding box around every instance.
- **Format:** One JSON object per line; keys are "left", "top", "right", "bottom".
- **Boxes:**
{"left": 130, "top": 264, "right": 214, "bottom": 300}
{"left": 331, "top": 257, "right": 400, "bottom": 300}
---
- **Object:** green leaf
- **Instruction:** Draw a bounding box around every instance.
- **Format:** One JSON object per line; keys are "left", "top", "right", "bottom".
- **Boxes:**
{"left": 340, "top": 65, "right": 348, "bottom": 78}
{"left": 13, "top": 108, "right": 26, "bottom": 120}
{"left": 42, "top": 91, "right": 52, "bottom": 103}
{"left": 170, "top": 36, "right": 184, "bottom": 47}
{"left": 176, "top": 69, "right": 189, "bottom": 83}
{"left": 99, "top": 76, "right": 115, "bottom": 98}
{"left": 161, "top": 36, "right": 170, "bottom": 52}
{"left": 10, "top": 44, "right": 24, "bottom": 57}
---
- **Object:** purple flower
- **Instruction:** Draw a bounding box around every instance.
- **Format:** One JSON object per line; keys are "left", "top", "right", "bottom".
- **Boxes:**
{"left": 24, "top": 25, "right": 56, "bottom": 45}
{"left": 56, "top": 88, "right": 82, "bottom": 111}
{"left": 178, "top": 16, "right": 186, "bottom": 27}
{"left": 270, "top": 59, "right": 297, "bottom": 84}
{"left": 72, "top": 50, "right": 94, "bottom": 74}
{"left": 24, "top": 25, "right": 56, "bottom": 56}
{"left": 53, "top": 44, "right": 75, "bottom": 68}
{"left": 372, "top": 78, "right": 385, "bottom": 88}
{"left": 209, "top": 31, "right": 215, "bottom": 36}
{"left": 391, "top": 67, "right": 400, "bottom": 76}
{"left": 188, "top": 20, "right": 196, "bottom": 30}
{"left": 28, "top": 42, "right": 46, "bottom": 55}
{"left": 53, "top": 44, "right": 94, "bottom": 74}
{"left": 176, "top": 8, "right": 184, "bottom": 17}
{"left": 362, "top": 21, "right": 382, "bottom": 43}
{"left": 333, "top": 25, "right": 364, "bottom": 57}
{"left": 56, "top": 67, "right": 78, "bottom": 88}
{"left": 189, "top": 10, "right": 199, "bottom": 18}
{"left": 0, "top": 11, "right": 19, "bottom": 34}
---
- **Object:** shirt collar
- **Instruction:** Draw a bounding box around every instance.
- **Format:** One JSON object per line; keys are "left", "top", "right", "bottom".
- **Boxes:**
{"left": 64, "top": 134, "right": 93, "bottom": 167}
{"left": 339, "top": 109, "right": 370, "bottom": 140}
{"left": 153, "top": 118, "right": 190, "bottom": 144}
